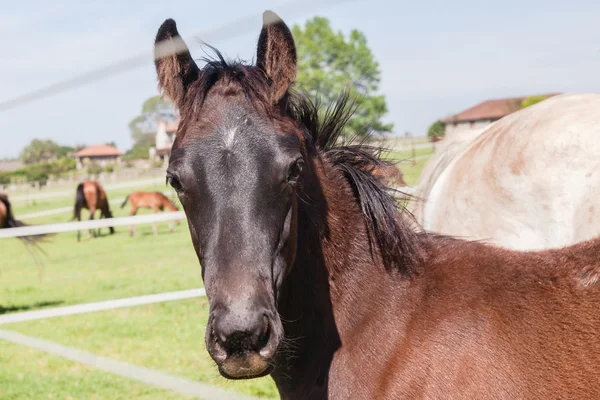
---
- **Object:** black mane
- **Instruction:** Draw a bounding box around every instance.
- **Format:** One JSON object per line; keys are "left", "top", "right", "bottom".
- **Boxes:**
{"left": 292, "top": 92, "right": 424, "bottom": 274}
{"left": 186, "top": 49, "right": 424, "bottom": 274}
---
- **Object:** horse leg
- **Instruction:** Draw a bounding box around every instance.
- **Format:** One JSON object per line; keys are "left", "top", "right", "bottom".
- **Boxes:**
{"left": 77, "top": 215, "right": 81, "bottom": 242}
{"left": 169, "top": 220, "right": 175, "bottom": 233}
{"left": 152, "top": 206, "right": 159, "bottom": 236}
{"left": 129, "top": 206, "right": 138, "bottom": 236}
{"left": 88, "top": 209, "right": 95, "bottom": 239}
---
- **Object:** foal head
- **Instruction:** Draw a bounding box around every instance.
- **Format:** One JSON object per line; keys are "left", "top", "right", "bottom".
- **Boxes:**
{"left": 155, "top": 12, "right": 304, "bottom": 379}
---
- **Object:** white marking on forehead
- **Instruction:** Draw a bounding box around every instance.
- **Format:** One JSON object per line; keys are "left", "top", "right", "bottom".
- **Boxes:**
{"left": 223, "top": 126, "right": 237, "bottom": 148}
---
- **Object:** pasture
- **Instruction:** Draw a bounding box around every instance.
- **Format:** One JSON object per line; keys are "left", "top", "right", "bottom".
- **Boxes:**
{"left": 0, "top": 154, "right": 428, "bottom": 399}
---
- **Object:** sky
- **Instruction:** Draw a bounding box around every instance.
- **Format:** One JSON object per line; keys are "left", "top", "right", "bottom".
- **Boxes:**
{"left": 1, "top": 0, "right": 599, "bottom": 158}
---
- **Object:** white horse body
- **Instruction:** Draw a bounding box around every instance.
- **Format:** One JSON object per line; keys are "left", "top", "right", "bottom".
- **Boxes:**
{"left": 414, "top": 93, "right": 600, "bottom": 250}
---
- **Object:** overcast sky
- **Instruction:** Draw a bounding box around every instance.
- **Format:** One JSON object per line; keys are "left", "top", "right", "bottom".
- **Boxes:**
{"left": 1, "top": 0, "right": 599, "bottom": 158}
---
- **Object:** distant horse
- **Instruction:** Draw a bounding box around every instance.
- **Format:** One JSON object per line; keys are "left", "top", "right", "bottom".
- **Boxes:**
{"left": 1, "top": 193, "right": 50, "bottom": 266}
{"left": 121, "top": 191, "right": 180, "bottom": 236}
{"left": 154, "top": 13, "right": 600, "bottom": 399}
{"left": 73, "top": 181, "right": 114, "bottom": 241}
{"left": 412, "top": 93, "right": 600, "bottom": 250}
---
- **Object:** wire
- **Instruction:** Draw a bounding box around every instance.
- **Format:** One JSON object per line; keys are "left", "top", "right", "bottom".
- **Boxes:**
{"left": 0, "top": 0, "right": 350, "bottom": 113}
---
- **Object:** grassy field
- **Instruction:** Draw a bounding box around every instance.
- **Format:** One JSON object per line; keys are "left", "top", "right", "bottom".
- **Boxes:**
{"left": 1, "top": 180, "right": 279, "bottom": 398}
{"left": 1, "top": 182, "right": 196, "bottom": 312}
{"left": 4, "top": 300, "right": 279, "bottom": 398}
{"left": 0, "top": 150, "right": 432, "bottom": 399}
{"left": 395, "top": 156, "right": 430, "bottom": 187}
{"left": 0, "top": 341, "right": 192, "bottom": 400}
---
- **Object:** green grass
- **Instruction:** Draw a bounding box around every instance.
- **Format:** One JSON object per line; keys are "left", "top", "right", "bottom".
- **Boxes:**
{"left": 395, "top": 156, "right": 431, "bottom": 187}
{"left": 381, "top": 146, "right": 433, "bottom": 187}
{"left": 4, "top": 299, "right": 278, "bottom": 398}
{"left": 385, "top": 145, "right": 435, "bottom": 161}
{"left": 0, "top": 224, "right": 199, "bottom": 313}
{"left": 1, "top": 181, "right": 194, "bottom": 313}
{"left": 1, "top": 182, "right": 276, "bottom": 399}
{"left": 0, "top": 341, "right": 192, "bottom": 400}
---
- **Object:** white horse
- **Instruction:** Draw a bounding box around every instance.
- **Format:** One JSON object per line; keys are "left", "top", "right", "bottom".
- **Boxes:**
{"left": 411, "top": 93, "right": 600, "bottom": 251}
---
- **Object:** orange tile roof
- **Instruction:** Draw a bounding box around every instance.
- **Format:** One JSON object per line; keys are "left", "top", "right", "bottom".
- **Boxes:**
{"left": 442, "top": 93, "right": 560, "bottom": 123}
{"left": 74, "top": 145, "right": 123, "bottom": 158}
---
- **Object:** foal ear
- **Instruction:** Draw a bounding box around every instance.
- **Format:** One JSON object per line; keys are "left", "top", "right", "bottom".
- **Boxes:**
{"left": 154, "top": 19, "right": 200, "bottom": 108}
{"left": 256, "top": 11, "right": 297, "bottom": 103}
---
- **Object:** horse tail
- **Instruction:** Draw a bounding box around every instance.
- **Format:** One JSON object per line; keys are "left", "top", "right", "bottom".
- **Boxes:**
{"left": 121, "top": 195, "right": 129, "bottom": 209}
{"left": 1, "top": 194, "right": 50, "bottom": 245}
{"left": 73, "top": 183, "right": 85, "bottom": 221}
{"left": 1, "top": 194, "right": 22, "bottom": 229}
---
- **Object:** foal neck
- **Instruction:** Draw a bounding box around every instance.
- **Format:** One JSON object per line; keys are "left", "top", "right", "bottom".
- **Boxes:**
{"left": 272, "top": 161, "right": 397, "bottom": 397}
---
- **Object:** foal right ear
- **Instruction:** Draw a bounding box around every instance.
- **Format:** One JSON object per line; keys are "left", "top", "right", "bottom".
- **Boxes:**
{"left": 154, "top": 19, "right": 200, "bottom": 108}
{"left": 256, "top": 11, "right": 297, "bottom": 103}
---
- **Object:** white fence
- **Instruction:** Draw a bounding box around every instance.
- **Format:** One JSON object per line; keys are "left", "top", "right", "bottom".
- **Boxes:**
{"left": 9, "top": 177, "right": 167, "bottom": 202}
{"left": 0, "top": 211, "right": 185, "bottom": 239}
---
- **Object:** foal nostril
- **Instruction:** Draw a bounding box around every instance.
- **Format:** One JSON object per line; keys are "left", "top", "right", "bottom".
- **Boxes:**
{"left": 212, "top": 313, "right": 273, "bottom": 356}
{"left": 259, "top": 315, "right": 270, "bottom": 345}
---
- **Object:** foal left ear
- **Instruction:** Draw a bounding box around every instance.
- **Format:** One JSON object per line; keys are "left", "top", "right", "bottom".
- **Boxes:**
{"left": 257, "top": 11, "right": 297, "bottom": 103}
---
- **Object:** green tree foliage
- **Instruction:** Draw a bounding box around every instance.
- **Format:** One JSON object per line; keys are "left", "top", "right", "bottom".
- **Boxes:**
{"left": 122, "top": 145, "right": 151, "bottom": 161}
{"left": 0, "top": 158, "right": 76, "bottom": 183}
{"left": 521, "top": 95, "right": 549, "bottom": 109}
{"left": 57, "top": 145, "right": 75, "bottom": 158}
{"left": 292, "top": 17, "right": 393, "bottom": 137}
{"left": 427, "top": 120, "right": 445, "bottom": 138}
{"left": 126, "top": 96, "right": 176, "bottom": 160}
{"left": 87, "top": 161, "right": 103, "bottom": 176}
{"left": 20, "top": 139, "right": 60, "bottom": 164}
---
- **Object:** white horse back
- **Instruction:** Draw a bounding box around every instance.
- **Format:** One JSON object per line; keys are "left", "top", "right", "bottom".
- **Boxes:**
{"left": 421, "top": 93, "right": 600, "bottom": 250}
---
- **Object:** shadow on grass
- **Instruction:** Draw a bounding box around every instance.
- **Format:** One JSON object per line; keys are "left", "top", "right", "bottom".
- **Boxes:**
{"left": 0, "top": 300, "right": 64, "bottom": 315}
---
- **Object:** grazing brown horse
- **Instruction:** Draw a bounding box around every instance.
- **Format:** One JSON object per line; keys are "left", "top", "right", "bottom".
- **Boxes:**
{"left": 154, "top": 12, "right": 600, "bottom": 399}
{"left": 121, "top": 191, "right": 180, "bottom": 236}
{"left": 73, "top": 181, "right": 114, "bottom": 241}
{"left": 0, "top": 193, "right": 8, "bottom": 230}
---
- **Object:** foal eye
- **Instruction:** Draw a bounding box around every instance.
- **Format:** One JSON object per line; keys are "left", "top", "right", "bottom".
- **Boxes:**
{"left": 286, "top": 158, "right": 304, "bottom": 184}
{"left": 166, "top": 173, "right": 183, "bottom": 193}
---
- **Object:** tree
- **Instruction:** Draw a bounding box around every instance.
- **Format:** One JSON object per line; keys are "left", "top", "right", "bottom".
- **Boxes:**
{"left": 20, "top": 139, "right": 60, "bottom": 164}
{"left": 427, "top": 120, "right": 445, "bottom": 139}
{"left": 292, "top": 17, "right": 393, "bottom": 137}
{"left": 129, "top": 96, "right": 176, "bottom": 149}
{"left": 521, "top": 95, "right": 549, "bottom": 109}
{"left": 122, "top": 145, "right": 152, "bottom": 161}
{"left": 57, "top": 145, "right": 75, "bottom": 158}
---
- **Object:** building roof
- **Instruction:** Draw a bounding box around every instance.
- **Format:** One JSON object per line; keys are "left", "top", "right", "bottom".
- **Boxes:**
{"left": 442, "top": 93, "right": 560, "bottom": 123}
{"left": 74, "top": 145, "right": 123, "bottom": 158}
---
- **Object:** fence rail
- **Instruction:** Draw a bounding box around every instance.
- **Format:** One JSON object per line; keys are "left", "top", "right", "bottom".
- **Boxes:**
{"left": 0, "top": 211, "right": 185, "bottom": 239}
